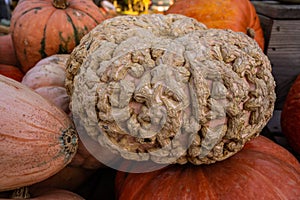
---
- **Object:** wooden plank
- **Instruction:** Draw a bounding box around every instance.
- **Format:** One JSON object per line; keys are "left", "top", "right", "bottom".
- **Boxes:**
{"left": 267, "top": 20, "right": 300, "bottom": 67}
{"left": 252, "top": 1, "right": 300, "bottom": 19}
{"left": 257, "top": 14, "right": 273, "bottom": 53}
{"left": 266, "top": 19, "right": 300, "bottom": 109}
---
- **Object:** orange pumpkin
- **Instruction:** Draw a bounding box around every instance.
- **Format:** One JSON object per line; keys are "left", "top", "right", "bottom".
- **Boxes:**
{"left": 0, "top": 64, "right": 24, "bottom": 82}
{"left": 10, "top": 0, "right": 113, "bottom": 73}
{"left": 281, "top": 74, "right": 300, "bottom": 155}
{"left": 115, "top": 136, "right": 300, "bottom": 200}
{"left": 0, "top": 75, "right": 78, "bottom": 191}
{"left": 166, "top": 0, "right": 265, "bottom": 50}
{"left": 21, "top": 54, "right": 70, "bottom": 114}
{"left": 0, "top": 34, "right": 20, "bottom": 67}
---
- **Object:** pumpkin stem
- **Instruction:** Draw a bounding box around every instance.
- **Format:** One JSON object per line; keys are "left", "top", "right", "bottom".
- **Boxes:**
{"left": 246, "top": 28, "right": 255, "bottom": 39}
{"left": 52, "top": 0, "right": 69, "bottom": 9}
{"left": 11, "top": 187, "right": 31, "bottom": 199}
{"left": 60, "top": 126, "right": 78, "bottom": 161}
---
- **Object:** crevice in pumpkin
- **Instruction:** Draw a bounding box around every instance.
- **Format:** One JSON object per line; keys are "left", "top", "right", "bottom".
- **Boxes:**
{"left": 39, "top": 25, "right": 48, "bottom": 60}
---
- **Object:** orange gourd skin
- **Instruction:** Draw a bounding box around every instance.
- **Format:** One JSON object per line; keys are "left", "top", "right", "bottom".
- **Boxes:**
{"left": 0, "top": 64, "right": 24, "bottom": 82}
{"left": 281, "top": 75, "right": 300, "bottom": 154}
{"left": 10, "top": 0, "right": 113, "bottom": 73}
{"left": 115, "top": 136, "right": 300, "bottom": 200}
{"left": 0, "top": 75, "right": 78, "bottom": 192}
{"left": 0, "top": 34, "right": 20, "bottom": 67}
{"left": 166, "top": 0, "right": 265, "bottom": 50}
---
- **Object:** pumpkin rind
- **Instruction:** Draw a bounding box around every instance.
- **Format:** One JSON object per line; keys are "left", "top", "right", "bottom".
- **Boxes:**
{"left": 166, "top": 0, "right": 265, "bottom": 50}
{"left": 281, "top": 74, "right": 300, "bottom": 154}
{"left": 65, "top": 14, "right": 275, "bottom": 169}
{"left": 0, "top": 75, "right": 78, "bottom": 191}
{"left": 0, "top": 64, "right": 24, "bottom": 82}
{"left": 0, "top": 34, "right": 20, "bottom": 67}
{"left": 21, "top": 54, "right": 70, "bottom": 113}
{"left": 10, "top": 0, "right": 113, "bottom": 73}
{"left": 115, "top": 136, "right": 300, "bottom": 200}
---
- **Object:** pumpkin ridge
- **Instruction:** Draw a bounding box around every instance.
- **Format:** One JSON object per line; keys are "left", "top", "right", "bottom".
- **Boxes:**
{"left": 13, "top": 94, "right": 67, "bottom": 128}
{"left": 39, "top": 9, "right": 60, "bottom": 60}
{"left": 196, "top": 166, "right": 219, "bottom": 199}
{"left": 124, "top": 171, "right": 163, "bottom": 200}
{"left": 69, "top": 7, "right": 102, "bottom": 26}
{"left": 69, "top": 3, "right": 105, "bottom": 25}
{"left": 235, "top": 159, "right": 289, "bottom": 199}
{"left": 65, "top": 12, "right": 80, "bottom": 47}
{"left": 246, "top": 149, "right": 300, "bottom": 174}
{"left": 11, "top": 7, "right": 43, "bottom": 40}
{"left": 229, "top": 150, "right": 300, "bottom": 197}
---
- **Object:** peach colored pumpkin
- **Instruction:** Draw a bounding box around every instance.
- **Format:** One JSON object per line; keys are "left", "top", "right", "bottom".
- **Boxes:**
{"left": 21, "top": 54, "right": 70, "bottom": 113}
{"left": 0, "top": 75, "right": 78, "bottom": 191}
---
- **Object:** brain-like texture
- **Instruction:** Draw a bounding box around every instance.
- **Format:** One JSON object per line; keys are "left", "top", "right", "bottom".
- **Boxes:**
{"left": 65, "top": 14, "right": 275, "bottom": 168}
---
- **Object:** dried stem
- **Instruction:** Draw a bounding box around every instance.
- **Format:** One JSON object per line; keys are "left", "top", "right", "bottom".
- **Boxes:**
{"left": 52, "top": 0, "right": 69, "bottom": 9}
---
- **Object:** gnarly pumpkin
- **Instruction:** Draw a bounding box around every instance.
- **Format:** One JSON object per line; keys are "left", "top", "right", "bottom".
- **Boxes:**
{"left": 21, "top": 54, "right": 70, "bottom": 114}
{"left": 0, "top": 64, "right": 24, "bottom": 82}
{"left": 166, "top": 0, "right": 265, "bottom": 50}
{"left": 0, "top": 34, "right": 20, "bottom": 67}
{"left": 281, "top": 74, "right": 300, "bottom": 155}
{"left": 10, "top": 0, "right": 113, "bottom": 73}
{"left": 65, "top": 14, "right": 275, "bottom": 170}
{"left": 0, "top": 75, "right": 78, "bottom": 191}
{"left": 115, "top": 136, "right": 300, "bottom": 200}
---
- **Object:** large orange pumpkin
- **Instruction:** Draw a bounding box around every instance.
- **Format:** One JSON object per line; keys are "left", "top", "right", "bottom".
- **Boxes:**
{"left": 166, "top": 0, "right": 265, "bottom": 50}
{"left": 0, "top": 75, "right": 78, "bottom": 191}
{"left": 281, "top": 74, "right": 300, "bottom": 155}
{"left": 115, "top": 136, "right": 300, "bottom": 200}
{"left": 10, "top": 0, "right": 113, "bottom": 73}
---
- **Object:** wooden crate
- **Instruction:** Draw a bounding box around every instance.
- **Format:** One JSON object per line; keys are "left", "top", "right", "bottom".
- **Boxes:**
{"left": 252, "top": 1, "right": 300, "bottom": 110}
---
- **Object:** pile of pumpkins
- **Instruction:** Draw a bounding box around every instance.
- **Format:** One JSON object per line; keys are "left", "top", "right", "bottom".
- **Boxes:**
{"left": 0, "top": 0, "right": 299, "bottom": 199}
